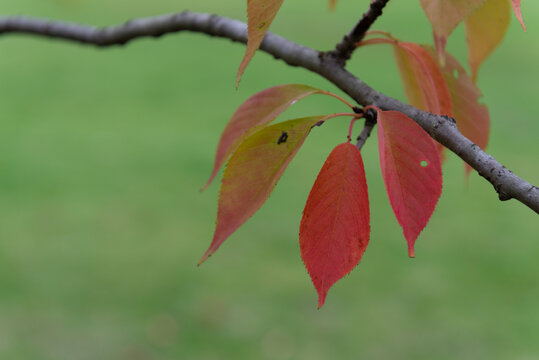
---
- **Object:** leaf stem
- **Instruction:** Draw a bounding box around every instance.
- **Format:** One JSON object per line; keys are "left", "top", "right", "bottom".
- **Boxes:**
{"left": 319, "top": 90, "right": 356, "bottom": 109}
{"left": 321, "top": 112, "right": 361, "bottom": 123}
{"left": 347, "top": 116, "right": 362, "bottom": 143}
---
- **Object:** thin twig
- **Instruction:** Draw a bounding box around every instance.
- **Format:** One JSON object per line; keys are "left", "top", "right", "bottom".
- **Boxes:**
{"left": 328, "top": 0, "right": 391, "bottom": 64}
{"left": 0, "top": 12, "right": 537, "bottom": 213}
{"left": 356, "top": 109, "right": 377, "bottom": 151}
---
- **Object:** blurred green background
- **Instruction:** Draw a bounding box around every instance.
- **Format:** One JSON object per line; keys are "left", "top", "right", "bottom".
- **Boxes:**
{"left": 0, "top": 0, "right": 538, "bottom": 359}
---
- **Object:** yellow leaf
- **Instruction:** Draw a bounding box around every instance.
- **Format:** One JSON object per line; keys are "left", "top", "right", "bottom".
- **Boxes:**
{"left": 466, "top": 0, "right": 511, "bottom": 82}
{"left": 237, "top": 0, "right": 285, "bottom": 87}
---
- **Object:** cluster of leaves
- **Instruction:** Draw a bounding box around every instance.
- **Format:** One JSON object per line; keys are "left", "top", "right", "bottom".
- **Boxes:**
{"left": 237, "top": 0, "right": 525, "bottom": 84}
{"left": 200, "top": 0, "right": 527, "bottom": 307}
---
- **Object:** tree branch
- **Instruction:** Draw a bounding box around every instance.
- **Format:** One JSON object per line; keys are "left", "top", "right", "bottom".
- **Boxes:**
{"left": 0, "top": 13, "right": 249, "bottom": 46}
{"left": 329, "top": 0, "right": 391, "bottom": 64}
{"left": 0, "top": 12, "right": 537, "bottom": 213}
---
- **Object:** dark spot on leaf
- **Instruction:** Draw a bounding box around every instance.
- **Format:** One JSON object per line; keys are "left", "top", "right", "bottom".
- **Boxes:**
{"left": 311, "top": 121, "right": 325, "bottom": 128}
{"left": 277, "top": 131, "right": 288, "bottom": 145}
{"left": 257, "top": 22, "right": 266, "bottom": 30}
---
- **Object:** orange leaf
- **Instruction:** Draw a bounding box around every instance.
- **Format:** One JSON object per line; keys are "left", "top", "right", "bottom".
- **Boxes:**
{"left": 419, "top": 0, "right": 485, "bottom": 63}
{"left": 376, "top": 110, "right": 442, "bottom": 257}
{"left": 511, "top": 0, "right": 526, "bottom": 30}
{"left": 237, "top": 0, "right": 285, "bottom": 86}
{"left": 200, "top": 116, "right": 326, "bottom": 264}
{"left": 466, "top": 0, "right": 511, "bottom": 82}
{"left": 360, "top": 36, "right": 452, "bottom": 159}
{"left": 391, "top": 40, "right": 452, "bottom": 160}
{"left": 359, "top": 38, "right": 452, "bottom": 117}
{"left": 435, "top": 49, "right": 491, "bottom": 176}
{"left": 204, "top": 84, "right": 325, "bottom": 190}
{"left": 392, "top": 41, "right": 452, "bottom": 117}
{"left": 300, "top": 142, "right": 370, "bottom": 308}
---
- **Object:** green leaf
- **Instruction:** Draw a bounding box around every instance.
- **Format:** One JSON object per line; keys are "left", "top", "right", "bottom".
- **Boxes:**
{"left": 200, "top": 116, "right": 327, "bottom": 264}
{"left": 203, "top": 84, "right": 329, "bottom": 190}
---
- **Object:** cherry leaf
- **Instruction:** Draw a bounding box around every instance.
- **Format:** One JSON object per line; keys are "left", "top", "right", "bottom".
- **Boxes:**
{"left": 511, "top": 0, "right": 526, "bottom": 30}
{"left": 237, "top": 0, "right": 285, "bottom": 86}
{"left": 419, "top": 0, "right": 485, "bottom": 63}
{"left": 204, "top": 84, "right": 326, "bottom": 190}
{"left": 300, "top": 142, "right": 370, "bottom": 308}
{"left": 359, "top": 38, "right": 452, "bottom": 117}
{"left": 466, "top": 0, "right": 511, "bottom": 82}
{"left": 376, "top": 110, "right": 442, "bottom": 257}
{"left": 392, "top": 41, "right": 453, "bottom": 117}
{"left": 435, "top": 49, "right": 490, "bottom": 176}
{"left": 389, "top": 39, "right": 452, "bottom": 160}
{"left": 360, "top": 36, "right": 452, "bottom": 158}
{"left": 200, "top": 116, "right": 326, "bottom": 264}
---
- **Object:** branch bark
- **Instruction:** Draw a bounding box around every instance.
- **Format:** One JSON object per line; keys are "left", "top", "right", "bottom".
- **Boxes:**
{"left": 329, "top": 0, "right": 391, "bottom": 64}
{"left": 0, "top": 12, "right": 537, "bottom": 213}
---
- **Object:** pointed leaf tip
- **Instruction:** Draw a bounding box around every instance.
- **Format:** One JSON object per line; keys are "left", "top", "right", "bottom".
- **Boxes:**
{"left": 237, "top": 0, "right": 285, "bottom": 85}
{"left": 511, "top": 0, "right": 526, "bottom": 31}
{"left": 466, "top": 0, "right": 511, "bottom": 82}
{"left": 408, "top": 244, "right": 416, "bottom": 258}
{"left": 376, "top": 110, "right": 442, "bottom": 255}
{"left": 197, "top": 251, "right": 211, "bottom": 266}
{"left": 202, "top": 116, "right": 326, "bottom": 261}
{"left": 300, "top": 143, "right": 370, "bottom": 308}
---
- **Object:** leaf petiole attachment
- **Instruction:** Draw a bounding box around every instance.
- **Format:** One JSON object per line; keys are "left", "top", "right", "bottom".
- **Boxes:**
{"left": 347, "top": 112, "right": 364, "bottom": 143}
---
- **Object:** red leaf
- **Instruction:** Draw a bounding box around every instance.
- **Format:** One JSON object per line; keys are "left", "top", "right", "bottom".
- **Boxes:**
{"left": 435, "top": 49, "right": 490, "bottom": 176}
{"left": 203, "top": 84, "right": 325, "bottom": 190}
{"left": 382, "top": 38, "right": 452, "bottom": 160}
{"left": 376, "top": 110, "right": 442, "bottom": 257}
{"left": 237, "top": 0, "right": 285, "bottom": 86}
{"left": 466, "top": 0, "right": 511, "bottom": 82}
{"left": 511, "top": 0, "right": 526, "bottom": 30}
{"left": 359, "top": 38, "right": 452, "bottom": 118}
{"left": 360, "top": 37, "right": 452, "bottom": 159}
{"left": 419, "top": 0, "right": 485, "bottom": 63}
{"left": 392, "top": 41, "right": 452, "bottom": 117}
{"left": 200, "top": 116, "right": 326, "bottom": 264}
{"left": 300, "top": 142, "right": 370, "bottom": 308}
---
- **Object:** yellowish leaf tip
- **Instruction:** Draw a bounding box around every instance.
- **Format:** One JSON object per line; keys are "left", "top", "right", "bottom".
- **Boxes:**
{"left": 408, "top": 245, "right": 416, "bottom": 258}
{"left": 197, "top": 251, "right": 212, "bottom": 266}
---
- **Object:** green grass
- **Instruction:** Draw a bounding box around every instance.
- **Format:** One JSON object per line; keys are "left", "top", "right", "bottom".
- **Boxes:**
{"left": 0, "top": 1, "right": 538, "bottom": 359}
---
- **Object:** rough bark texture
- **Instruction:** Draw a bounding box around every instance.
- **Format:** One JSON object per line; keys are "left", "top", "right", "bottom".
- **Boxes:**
{"left": 0, "top": 11, "right": 537, "bottom": 213}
